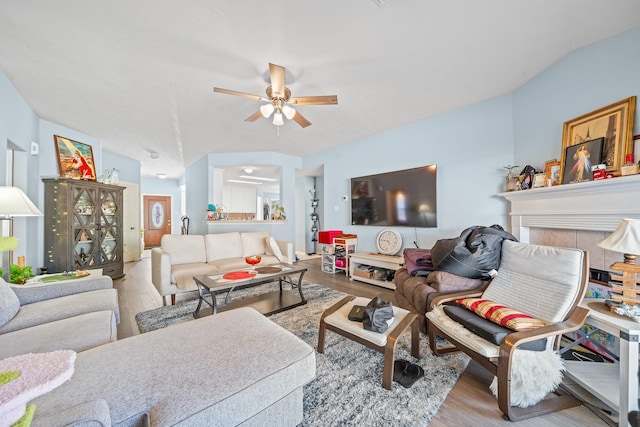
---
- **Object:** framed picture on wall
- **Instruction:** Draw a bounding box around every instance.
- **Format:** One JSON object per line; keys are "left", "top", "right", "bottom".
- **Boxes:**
{"left": 54, "top": 135, "right": 97, "bottom": 181}
{"left": 561, "top": 137, "right": 604, "bottom": 184}
{"left": 559, "top": 96, "right": 636, "bottom": 184}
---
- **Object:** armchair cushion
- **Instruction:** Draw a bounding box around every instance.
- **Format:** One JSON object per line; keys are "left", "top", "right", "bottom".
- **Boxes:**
{"left": 443, "top": 305, "right": 546, "bottom": 351}
{"left": 0, "top": 279, "right": 19, "bottom": 327}
{"left": 455, "top": 298, "right": 548, "bottom": 331}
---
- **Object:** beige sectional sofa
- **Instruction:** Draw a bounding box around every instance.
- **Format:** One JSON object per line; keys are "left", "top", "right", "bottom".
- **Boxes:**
{"left": 0, "top": 275, "right": 119, "bottom": 359}
{"left": 2, "top": 270, "right": 315, "bottom": 426}
{"left": 151, "top": 231, "right": 294, "bottom": 305}
{"left": 31, "top": 308, "right": 316, "bottom": 426}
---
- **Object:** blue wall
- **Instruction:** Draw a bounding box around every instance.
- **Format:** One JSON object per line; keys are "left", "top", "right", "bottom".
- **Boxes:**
{"left": 0, "top": 71, "right": 40, "bottom": 269}
{"left": 513, "top": 28, "right": 640, "bottom": 169}
{"left": 103, "top": 150, "right": 140, "bottom": 184}
{"left": 304, "top": 94, "right": 515, "bottom": 251}
{"left": 184, "top": 156, "right": 210, "bottom": 235}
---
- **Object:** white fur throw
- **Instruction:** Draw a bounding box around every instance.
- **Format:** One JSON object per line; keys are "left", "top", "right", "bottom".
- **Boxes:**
{"left": 490, "top": 348, "right": 565, "bottom": 408}
{"left": 0, "top": 350, "right": 76, "bottom": 426}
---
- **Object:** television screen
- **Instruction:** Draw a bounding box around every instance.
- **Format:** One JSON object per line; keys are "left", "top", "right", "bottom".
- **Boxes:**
{"left": 350, "top": 165, "right": 437, "bottom": 228}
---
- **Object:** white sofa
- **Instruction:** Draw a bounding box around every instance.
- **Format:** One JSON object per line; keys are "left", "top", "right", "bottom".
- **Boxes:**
{"left": 151, "top": 231, "right": 294, "bottom": 305}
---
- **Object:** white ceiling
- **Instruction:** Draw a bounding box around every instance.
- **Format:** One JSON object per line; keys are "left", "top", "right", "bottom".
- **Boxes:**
{"left": 1, "top": 1, "right": 639, "bottom": 180}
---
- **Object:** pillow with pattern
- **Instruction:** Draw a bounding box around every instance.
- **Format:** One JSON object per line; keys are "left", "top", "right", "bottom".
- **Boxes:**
{"left": 456, "top": 298, "right": 547, "bottom": 331}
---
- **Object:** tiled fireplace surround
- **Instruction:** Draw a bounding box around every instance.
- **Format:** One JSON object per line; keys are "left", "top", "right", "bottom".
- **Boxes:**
{"left": 500, "top": 174, "right": 640, "bottom": 272}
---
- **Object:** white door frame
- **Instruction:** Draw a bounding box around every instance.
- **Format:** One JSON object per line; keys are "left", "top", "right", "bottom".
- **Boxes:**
{"left": 121, "top": 181, "right": 141, "bottom": 262}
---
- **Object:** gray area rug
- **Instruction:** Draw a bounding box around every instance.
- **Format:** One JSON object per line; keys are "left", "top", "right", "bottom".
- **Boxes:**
{"left": 135, "top": 282, "right": 469, "bottom": 426}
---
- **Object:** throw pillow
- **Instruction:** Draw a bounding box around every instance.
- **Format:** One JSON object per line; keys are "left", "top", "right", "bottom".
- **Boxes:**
{"left": 456, "top": 298, "right": 547, "bottom": 331}
{"left": 0, "top": 278, "right": 20, "bottom": 327}
{"left": 266, "top": 237, "right": 284, "bottom": 262}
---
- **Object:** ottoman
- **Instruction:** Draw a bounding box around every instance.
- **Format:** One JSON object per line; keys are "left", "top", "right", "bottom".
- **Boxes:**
{"left": 317, "top": 295, "right": 419, "bottom": 390}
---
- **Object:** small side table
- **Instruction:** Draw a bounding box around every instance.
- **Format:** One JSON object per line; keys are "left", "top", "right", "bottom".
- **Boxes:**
{"left": 563, "top": 298, "right": 640, "bottom": 427}
{"left": 317, "top": 295, "right": 419, "bottom": 390}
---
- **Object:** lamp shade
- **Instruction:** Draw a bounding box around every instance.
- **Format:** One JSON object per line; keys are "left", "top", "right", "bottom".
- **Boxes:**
{"left": 272, "top": 112, "right": 284, "bottom": 126}
{"left": 0, "top": 186, "right": 43, "bottom": 217}
{"left": 597, "top": 218, "right": 640, "bottom": 255}
{"left": 282, "top": 105, "right": 296, "bottom": 120}
{"left": 260, "top": 103, "right": 275, "bottom": 118}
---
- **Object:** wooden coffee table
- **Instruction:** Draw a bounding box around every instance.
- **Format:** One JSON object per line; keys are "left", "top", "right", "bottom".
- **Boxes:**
{"left": 192, "top": 263, "right": 308, "bottom": 318}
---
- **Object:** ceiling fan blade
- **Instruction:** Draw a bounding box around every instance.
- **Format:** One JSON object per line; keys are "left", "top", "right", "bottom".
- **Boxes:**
{"left": 244, "top": 111, "right": 263, "bottom": 122}
{"left": 213, "top": 87, "right": 265, "bottom": 101}
{"left": 290, "top": 95, "right": 338, "bottom": 105}
{"left": 292, "top": 111, "right": 312, "bottom": 128}
{"left": 269, "top": 63, "right": 286, "bottom": 98}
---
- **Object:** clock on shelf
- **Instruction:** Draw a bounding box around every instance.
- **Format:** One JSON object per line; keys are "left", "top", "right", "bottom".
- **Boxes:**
{"left": 376, "top": 229, "right": 402, "bottom": 255}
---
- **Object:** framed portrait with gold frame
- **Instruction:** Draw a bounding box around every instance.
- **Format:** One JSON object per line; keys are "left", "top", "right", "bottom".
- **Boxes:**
{"left": 54, "top": 135, "right": 97, "bottom": 181}
{"left": 559, "top": 96, "right": 636, "bottom": 184}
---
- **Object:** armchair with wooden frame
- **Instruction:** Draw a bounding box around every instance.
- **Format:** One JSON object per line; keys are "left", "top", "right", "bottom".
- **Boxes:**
{"left": 426, "top": 240, "right": 589, "bottom": 421}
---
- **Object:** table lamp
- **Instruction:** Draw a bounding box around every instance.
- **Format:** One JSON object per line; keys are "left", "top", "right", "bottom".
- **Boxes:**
{"left": 597, "top": 218, "right": 640, "bottom": 306}
{"left": 0, "top": 186, "right": 43, "bottom": 282}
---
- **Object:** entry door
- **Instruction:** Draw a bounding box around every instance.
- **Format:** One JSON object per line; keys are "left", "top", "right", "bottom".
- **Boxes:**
{"left": 143, "top": 195, "right": 171, "bottom": 248}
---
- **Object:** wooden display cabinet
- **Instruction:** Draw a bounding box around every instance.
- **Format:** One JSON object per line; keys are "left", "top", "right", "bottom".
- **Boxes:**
{"left": 43, "top": 178, "right": 124, "bottom": 279}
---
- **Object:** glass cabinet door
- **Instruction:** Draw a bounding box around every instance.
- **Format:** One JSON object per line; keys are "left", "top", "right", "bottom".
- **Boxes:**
{"left": 72, "top": 186, "right": 97, "bottom": 268}
{"left": 99, "top": 188, "right": 120, "bottom": 264}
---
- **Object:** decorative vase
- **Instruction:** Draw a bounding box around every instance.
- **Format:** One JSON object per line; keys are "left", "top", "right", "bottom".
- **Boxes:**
{"left": 506, "top": 173, "right": 520, "bottom": 192}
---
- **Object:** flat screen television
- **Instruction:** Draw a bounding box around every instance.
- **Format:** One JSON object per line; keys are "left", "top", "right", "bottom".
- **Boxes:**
{"left": 350, "top": 165, "right": 437, "bottom": 228}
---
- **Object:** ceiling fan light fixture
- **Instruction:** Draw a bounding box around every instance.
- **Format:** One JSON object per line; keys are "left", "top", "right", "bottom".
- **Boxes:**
{"left": 273, "top": 112, "right": 284, "bottom": 126}
{"left": 282, "top": 105, "right": 296, "bottom": 120}
{"left": 260, "top": 103, "right": 275, "bottom": 118}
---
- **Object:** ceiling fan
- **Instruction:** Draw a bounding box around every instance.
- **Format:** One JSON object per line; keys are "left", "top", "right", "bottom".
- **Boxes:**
{"left": 213, "top": 63, "right": 338, "bottom": 128}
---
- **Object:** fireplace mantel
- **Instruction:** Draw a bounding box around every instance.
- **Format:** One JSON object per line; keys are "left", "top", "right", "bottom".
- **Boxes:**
{"left": 499, "top": 174, "right": 640, "bottom": 242}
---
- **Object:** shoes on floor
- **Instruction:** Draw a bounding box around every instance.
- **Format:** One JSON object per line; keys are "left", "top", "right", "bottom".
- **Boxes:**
{"left": 393, "top": 359, "right": 424, "bottom": 388}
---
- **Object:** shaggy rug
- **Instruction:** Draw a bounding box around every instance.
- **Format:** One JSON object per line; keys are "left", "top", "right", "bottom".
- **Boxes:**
{"left": 135, "top": 282, "right": 469, "bottom": 426}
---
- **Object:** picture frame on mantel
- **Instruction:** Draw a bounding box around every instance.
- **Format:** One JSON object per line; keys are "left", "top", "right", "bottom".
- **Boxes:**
{"left": 559, "top": 96, "right": 636, "bottom": 184}
{"left": 544, "top": 159, "right": 561, "bottom": 186}
{"left": 54, "top": 135, "right": 97, "bottom": 181}
{"left": 561, "top": 137, "right": 604, "bottom": 185}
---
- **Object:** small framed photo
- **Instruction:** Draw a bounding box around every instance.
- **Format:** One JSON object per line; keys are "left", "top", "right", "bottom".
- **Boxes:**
{"left": 54, "top": 135, "right": 97, "bottom": 181}
{"left": 544, "top": 159, "right": 561, "bottom": 186}
{"left": 532, "top": 173, "right": 546, "bottom": 188}
{"left": 561, "top": 137, "right": 604, "bottom": 185}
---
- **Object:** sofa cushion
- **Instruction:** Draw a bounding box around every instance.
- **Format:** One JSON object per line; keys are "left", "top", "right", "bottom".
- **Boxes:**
{"left": 172, "top": 263, "right": 220, "bottom": 290}
{"left": 205, "top": 232, "right": 243, "bottom": 262}
{"left": 0, "top": 279, "right": 20, "bottom": 327}
{"left": 265, "top": 236, "right": 284, "bottom": 262}
{"left": 161, "top": 234, "right": 206, "bottom": 265}
{"left": 456, "top": 298, "right": 547, "bottom": 331}
{"left": 0, "top": 289, "right": 120, "bottom": 334}
{"left": 0, "top": 310, "right": 117, "bottom": 359}
{"left": 241, "top": 232, "right": 269, "bottom": 257}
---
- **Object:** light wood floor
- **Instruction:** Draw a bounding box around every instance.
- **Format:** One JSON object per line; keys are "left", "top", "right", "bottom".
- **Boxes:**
{"left": 115, "top": 255, "right": 609, "bottom": 426}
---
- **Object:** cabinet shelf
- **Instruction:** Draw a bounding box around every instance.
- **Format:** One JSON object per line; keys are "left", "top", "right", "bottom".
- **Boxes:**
{"left": 348, "top": 252, "right": 404, "bottom": 290}
{"left": 322, "top": 237, "right": 357, "bottom": 274}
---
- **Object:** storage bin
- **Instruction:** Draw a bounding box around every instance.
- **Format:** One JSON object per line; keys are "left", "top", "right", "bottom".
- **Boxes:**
{"left": 318, "top": 230, "right": 343, "bottom": 244}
